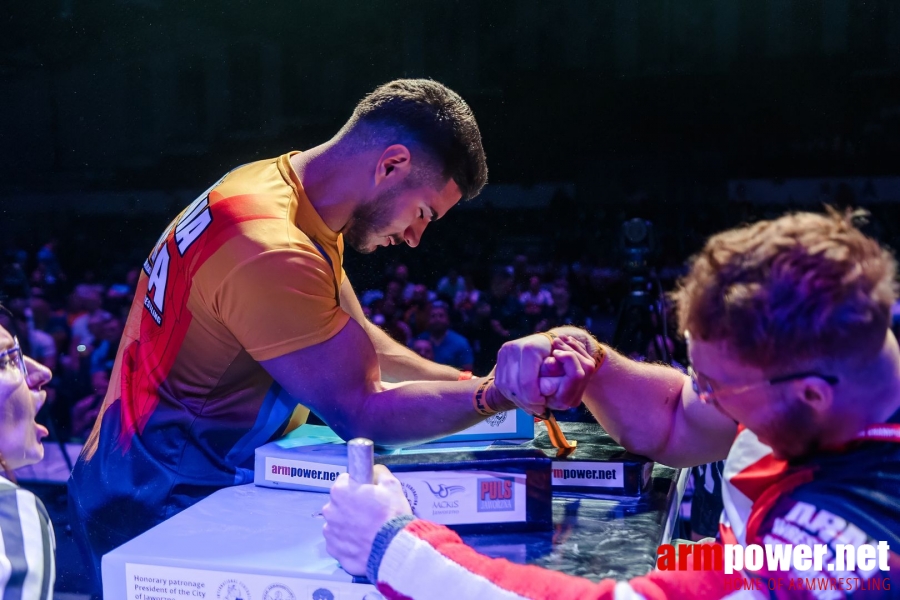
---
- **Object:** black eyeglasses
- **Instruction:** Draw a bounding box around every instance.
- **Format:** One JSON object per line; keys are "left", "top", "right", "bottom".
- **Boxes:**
{"left": 688, "top": 366, "right": 838, "bottom": 405}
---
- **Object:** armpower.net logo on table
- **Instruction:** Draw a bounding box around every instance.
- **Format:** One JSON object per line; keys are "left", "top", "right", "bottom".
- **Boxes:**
{"left": 552, "top": 467, "right": 618, "bottom": 481}
{"left": 269, "top": 464, "right": 342, "bottom": 483}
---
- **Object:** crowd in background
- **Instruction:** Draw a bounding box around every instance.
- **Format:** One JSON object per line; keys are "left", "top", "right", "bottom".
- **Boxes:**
{"left": 0, "top": 238, "right": 693, "bottom": 445}
{"left": 0, "top": 243, "right": 137, "bottom": 443}
{"left": 6, "top": 212, "right": 900, "bottom": 447}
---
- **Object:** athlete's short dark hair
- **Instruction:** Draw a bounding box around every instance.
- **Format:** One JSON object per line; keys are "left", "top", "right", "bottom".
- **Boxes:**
{"left": 348, "top": 79, "right": 487, "bottom": 200}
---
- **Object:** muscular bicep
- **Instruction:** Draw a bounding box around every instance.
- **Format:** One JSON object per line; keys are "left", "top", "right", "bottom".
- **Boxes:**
{"left": 259, "top": 317, "right": 381, "bottom": 440}
{"left": 663, "top": 377, "right": 736, "bottom": 467}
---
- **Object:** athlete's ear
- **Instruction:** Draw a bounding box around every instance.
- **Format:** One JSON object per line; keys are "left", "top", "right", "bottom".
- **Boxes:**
{"left": 795, "top": 377, "right": 834, "bottom": 416}
{"left": 374, "top": 145, "right": 412, "bottom": 186}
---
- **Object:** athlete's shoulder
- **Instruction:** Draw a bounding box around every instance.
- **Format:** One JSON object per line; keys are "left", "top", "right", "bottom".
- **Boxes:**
{"left": 213, "top": 155, "right": 289, "bottom": 198}
{"left": 790, "top": 442, "right": 900, "bottom": 545}
{"left": 202, "top": 154, "right": 309, "bottom": 254}
{"left": 723, "top": 427, "right": 776, "bottom": 479}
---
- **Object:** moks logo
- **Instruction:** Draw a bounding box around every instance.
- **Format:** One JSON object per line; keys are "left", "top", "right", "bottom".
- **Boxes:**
{"left": 425, "top": 481, "right": 465, "bottom": 498}
{"left": 477, "top": 477, "right": 515, "bottom": 512}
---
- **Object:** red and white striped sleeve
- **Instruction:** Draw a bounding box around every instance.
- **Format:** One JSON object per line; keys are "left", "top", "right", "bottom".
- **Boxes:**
{"left": 367, "top": 517, "right": 734, "bottom": 600}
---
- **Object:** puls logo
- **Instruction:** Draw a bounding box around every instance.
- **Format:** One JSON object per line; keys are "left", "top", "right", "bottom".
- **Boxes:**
{"left": 425, "top": 481, "right": 465, "bottom": 498}
{"left": 477, "top": 477, "right": 515, "bottom": 512}
{"left": 217, "top": 579, "right": 251, "bottom": 600}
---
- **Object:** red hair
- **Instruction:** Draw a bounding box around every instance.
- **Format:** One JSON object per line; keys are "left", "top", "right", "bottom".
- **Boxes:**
{"left": 674, "top": 209, "right": 897, "bottom": 370}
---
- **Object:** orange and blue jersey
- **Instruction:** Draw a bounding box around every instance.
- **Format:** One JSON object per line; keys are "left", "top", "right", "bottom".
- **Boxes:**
{"left": 68, "top": 152, "right": 350, "bottom": 585}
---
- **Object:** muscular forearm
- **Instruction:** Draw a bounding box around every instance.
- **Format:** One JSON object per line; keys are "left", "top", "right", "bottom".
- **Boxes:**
{"left": 366, "top": 322, "right": 461, "bottom": 383}
{"left": 582, "top": 346, "right": 688, "bottom": 459}
{"left": 549, "top": 326, "right": 684, "bottom": 457}
{"left": 331, "top": 377, "right": 514, "bottom": 447}
{"left": 546, "top": 327, "right": 732, "bottom": 466}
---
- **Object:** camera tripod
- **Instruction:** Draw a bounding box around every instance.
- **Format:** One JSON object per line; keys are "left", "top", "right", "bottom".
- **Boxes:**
{"left": 611, "top": 273, "right": 671, "bottom": 364}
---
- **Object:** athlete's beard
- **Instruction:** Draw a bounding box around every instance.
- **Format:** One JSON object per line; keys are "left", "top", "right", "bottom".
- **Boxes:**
{"left": 343, "top": 188, "right": 400, "bottom": 254}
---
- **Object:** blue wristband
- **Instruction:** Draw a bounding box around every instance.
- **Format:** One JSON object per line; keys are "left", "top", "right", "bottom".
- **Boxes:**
{"left": 366, "top": 514, "right": 416, "bottom": 583}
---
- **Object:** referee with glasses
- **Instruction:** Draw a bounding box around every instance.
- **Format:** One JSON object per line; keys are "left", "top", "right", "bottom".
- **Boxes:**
{"left": 0, "top": 319, "right": 55, "bottom": 598}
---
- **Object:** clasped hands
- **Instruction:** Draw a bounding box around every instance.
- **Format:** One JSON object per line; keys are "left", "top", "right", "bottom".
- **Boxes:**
{"left": 492, "top": 332, "right": 598, "bottom": 417}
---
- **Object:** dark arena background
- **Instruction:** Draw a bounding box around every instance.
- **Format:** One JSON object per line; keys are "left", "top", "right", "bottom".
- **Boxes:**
{"left": 2, "top": 1, "right": 900, "bottom": 597}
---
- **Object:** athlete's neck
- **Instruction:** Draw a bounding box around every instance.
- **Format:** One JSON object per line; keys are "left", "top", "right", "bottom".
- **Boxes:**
{"left": 826, "top": 333, "right": 900, "bottom": 444}
{"left": 289, "top": 145, "right": 372, "bottom": 234}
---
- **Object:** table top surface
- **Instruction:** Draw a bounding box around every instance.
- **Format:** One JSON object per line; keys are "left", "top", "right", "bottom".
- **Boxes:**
{"left": 103, "top": 464, "right": 684, "bottom": 587}
{"left": 463, "top": 464, "right": 684, "bottom": 582}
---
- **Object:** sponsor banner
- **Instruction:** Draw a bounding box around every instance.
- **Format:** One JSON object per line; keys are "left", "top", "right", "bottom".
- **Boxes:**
{"left": 395, "top": 470, "right": 527, "bottom": 525}
{"left": 124, "top": 563, "right": 379, "bottom": 600}
{"left": 551, "top": 461, "right": 624, "bottom": 488}
{"left": 264, "top": 457, "right": 346, "bottom": 489}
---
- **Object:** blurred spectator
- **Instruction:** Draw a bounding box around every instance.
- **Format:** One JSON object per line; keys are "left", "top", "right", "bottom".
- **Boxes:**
{"left": 538, "top": 280, "right": 589, "bottom": 332}
{"left": 27, "top": 288, "right": 53, "bottom": 332}
{"left": 384, "top": 280, "right": 403, "bottom": 306}
{"left": 461, "top": 267, "right": 525, "bottom": 375}
{"left": 485, "top": 267, "right": 525, "bottom": 341}
{"left": 452, "top": 276, "right": 481, "bottom": 314}
{"left": 436, "top": 269, "right": 466, "bottom": 301}
{"left": 68, "top": 284, "right": 104, "bottom": 352}
{"left": 417, "top": 302, "right": 473, "bottom": 371}
{"left": 360, "top": 288, "right": 385, "bottom": 308}
{"left": 1, "top": 248, "right": 30, "bottom": 299}
{"left": 0, "top": 299, "right": 57, "bottom": 371}
{"left": 404, "top": 284, "right": 432, "bottom": 337}
{"left": 519, "top": 276, "right": 553, "bottom": 308}
{"left": 390, "top": 263, "right": 417, "bottom": 303}
{"left": 460, "top": 301, "right": 496, "bottom": 376}
{"left": 645, "top": 333, "right": 676, "bottom": 364}
{"left": 88, "top": 311, "right": 123, "bottom": 376}
{"left": 411, "top": 339, "right": 435, "bottom": 361}
{"left": 104, "top": 283, "right": 134, "bottom": 322}
{"left": 378, "top": 298, "right": 412, "bottom": 346}
{"left": 512, "top": 254, "right": 530, "bottom": 290}
{"left": 34, "top": 240, "right": 64, "bottom": 289}
{"left": 583, "top": 268, "right": 618, "bottom": 342}
{"left": 520, "top": 275, "right": 553, "bottom": 333}
{"left": 71, "top": 370, "right": 109, "bottom": 441}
